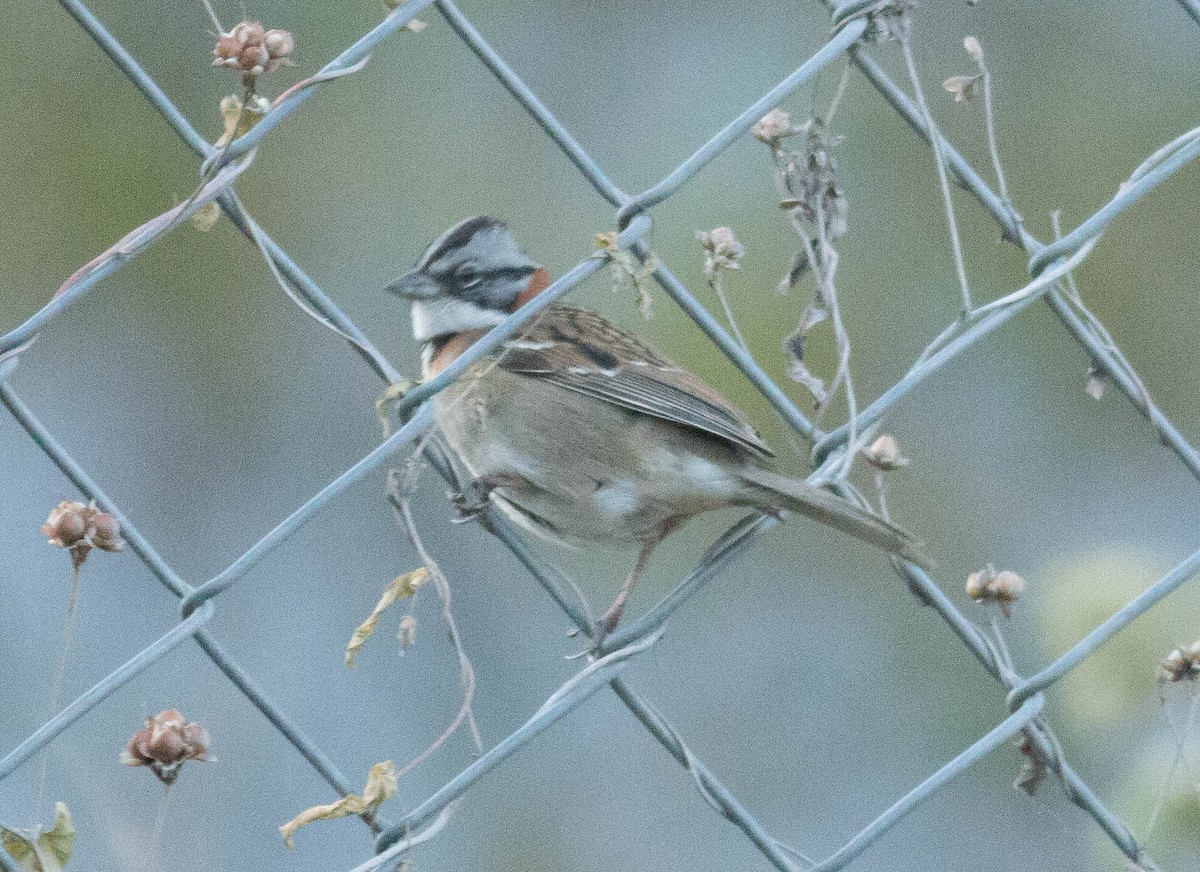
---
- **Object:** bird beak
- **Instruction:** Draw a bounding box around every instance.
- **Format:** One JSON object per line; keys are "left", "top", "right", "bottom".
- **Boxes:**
{"left": 385, "top": 269, "right": 441, "bottom": 300}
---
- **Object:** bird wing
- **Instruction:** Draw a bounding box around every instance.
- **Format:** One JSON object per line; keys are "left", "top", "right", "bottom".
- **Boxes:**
{"left": 497, "top": 306, "right": 774, "bottom": 457}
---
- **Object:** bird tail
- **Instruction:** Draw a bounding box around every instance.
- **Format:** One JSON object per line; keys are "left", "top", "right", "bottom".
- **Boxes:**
{"left": 736, "top": 466, "right": 930, "bottom": 569}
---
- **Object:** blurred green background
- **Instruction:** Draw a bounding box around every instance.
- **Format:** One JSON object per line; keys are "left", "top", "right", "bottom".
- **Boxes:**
{"left": 3, "top": 1, "right": 1200, "bottom": 870}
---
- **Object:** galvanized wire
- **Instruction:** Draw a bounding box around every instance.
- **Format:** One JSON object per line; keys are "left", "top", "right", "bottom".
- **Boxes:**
{"left": 3, "top": 1, "right": 1199, "bottom": 871}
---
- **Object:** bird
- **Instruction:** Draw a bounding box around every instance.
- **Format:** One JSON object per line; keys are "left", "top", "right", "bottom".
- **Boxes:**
{"left": 386, "top": 216, "right": 925, "bottom": 635}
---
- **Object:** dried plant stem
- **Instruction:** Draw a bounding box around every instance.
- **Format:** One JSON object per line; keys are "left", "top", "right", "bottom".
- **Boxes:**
{"left": 237, "top": 195, "right": 400, "bottom": 382}
{"left": 32, "top": 579, "right": 80, "bottom": 824}
{"left": 823, "top": 61, "right": 851, "bottom": 126}
{"left": 803, "top": 199, "right": 858, "bottom": 477}
{"left": 1146, "top": 691, "right": 1200, "bottom": 837}
{"left": 708, "top": 272, "right": 750, "bottom": 355}
{"left": 1049, "top": 211, "right": 1157, "bottom": 416}
{"left": 386, "top": 463, "right": 483, "bottom": 782}
{"left": 974, "top": 49, "right": 1011, "bottom": 207}
{"left": 200, "top": 0, "right": 223, "bottom": 32}
{"left": 873, "top": 469, "right": 890, "bottom": 520}
{"left": 898, "top": 31, "right": 973, "bottom": 315}
{"left": 145, "top": 785, "right": 172, "bottom": 872}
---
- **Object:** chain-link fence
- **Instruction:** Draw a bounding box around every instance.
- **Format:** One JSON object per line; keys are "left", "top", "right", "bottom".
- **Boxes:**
{"left": 3, "top": 1, "right": 1200, "bottom": 870}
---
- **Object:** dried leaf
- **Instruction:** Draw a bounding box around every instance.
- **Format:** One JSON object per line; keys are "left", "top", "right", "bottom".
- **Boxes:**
{"left": 777, "top": 249, "right": 810, "bottom": 294}
{"left": 942, "top": 74, "right": 980, "bottom": 103}
{"left": 1085, "top": 366, "right": 1107, "bottom": 401}
{"left": 215, "top": 94, "right": 271, "bottom": 148}
{"left": 593, "top": 231, "right": 656, "bottom": 319}
{"left": 787, "top": 358, "right": 828, "bottom": 407}
{"left": 2, "top": 803, "right": 76, "bottom": 872}
{"left": 383, "top": 0, "right": 428, "bottom": 31}
{"left": 345, "top": 568, "right": 428, "bottom": 667}
{"left": 783, "top": 330, "right": 828, "bottom": 406}
{"left": 797, "top": 303, "right": 828, "bottom": 334}
{"left": 1013, "top": 738, "right": 1049, "bottom": 796}
{"left": 397, "top": 615, "right": 416, "bottom": 652}
{"left": 280, "top": 761, "right": 397, "bottom": 849}
{"left": 190, "top": 202, "right": 221, "bottom": 232}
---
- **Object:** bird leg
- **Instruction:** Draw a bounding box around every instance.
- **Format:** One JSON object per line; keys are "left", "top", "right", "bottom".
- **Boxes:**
{"left": 599, "top": 538, "right": 658, "bottom": 636}
{"left": 451, "top": 471, "right": 530, "bottom": 521}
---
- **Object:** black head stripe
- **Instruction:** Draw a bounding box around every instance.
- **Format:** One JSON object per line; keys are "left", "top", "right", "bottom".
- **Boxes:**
{"left": 420, "top": 216, "right": 505, "bottom": 268}
{"left": 454, "top": 265, "right": 537, "bottom": 306}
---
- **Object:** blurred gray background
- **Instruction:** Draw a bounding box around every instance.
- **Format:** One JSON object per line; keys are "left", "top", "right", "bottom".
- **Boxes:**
{"left": 3, "top": 1, "right": 1200, "bottom": 870}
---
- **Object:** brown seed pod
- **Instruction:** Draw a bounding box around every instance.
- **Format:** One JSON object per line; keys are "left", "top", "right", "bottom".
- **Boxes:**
{"left": 121, "top": 709, "right": 212, "bottom": 785}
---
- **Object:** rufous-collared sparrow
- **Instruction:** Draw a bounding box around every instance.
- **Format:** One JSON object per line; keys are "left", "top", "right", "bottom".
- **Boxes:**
{"left": 387, "top": 216, "right": 925, "bottom": 633}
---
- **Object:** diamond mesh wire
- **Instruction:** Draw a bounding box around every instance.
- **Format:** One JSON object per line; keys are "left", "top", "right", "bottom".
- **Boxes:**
{"left": 3, "top": 1, "right": 1200, "bottom": 870}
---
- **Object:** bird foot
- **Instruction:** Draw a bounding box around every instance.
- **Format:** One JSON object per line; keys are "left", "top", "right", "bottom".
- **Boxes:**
{"left": 450, "top": 472, "right": 527, "bottom": 523}
{"left": 450, "top": 484, "right": 489, "bottom": 522}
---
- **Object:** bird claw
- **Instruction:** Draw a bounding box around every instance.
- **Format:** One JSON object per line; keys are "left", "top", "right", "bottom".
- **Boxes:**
{"left": 450, "top": 485, "right": 489, "bottom": 522}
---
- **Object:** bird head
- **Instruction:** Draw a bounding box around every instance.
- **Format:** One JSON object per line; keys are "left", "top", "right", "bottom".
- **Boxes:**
{"left": 386, "top": 216, "right": 545, "bottom": 343}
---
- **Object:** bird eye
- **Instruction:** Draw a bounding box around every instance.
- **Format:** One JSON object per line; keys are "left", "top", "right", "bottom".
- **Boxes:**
{"left": 456, "top": 263, "right": 481, "bottom": 289}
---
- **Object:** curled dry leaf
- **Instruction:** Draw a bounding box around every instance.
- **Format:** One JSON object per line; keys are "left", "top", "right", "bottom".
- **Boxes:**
{"left": 280, "top": 761, "right": 397, "bottom": 849}
{"left": 750, "top": 108, "right": 799, "bottom": 146}
{"left": 1012, "top": 736, "right": 1050, "bottom": 796}
{"left": 215, "top": 93, "right": 272, "bottom": 148}
{"left": 783, "top": 327, "right": 828, "bottom": 408}
{"left": 942, "top": 74, "right": 981, "bottom": 103}
{"left": 345, "top": 568, "right": 428, "bottom": 667}
{"left": 1, "top": 802, "right": 76, "bottom": 872}
{"left": 1084, "top": 365, "right": 1108, "bottom": 401}
{"left": 190, "top": 201, "right": 221, "bottom": 232}
{"left": 384, "top": 0, "right": 429, "bottom": 31}
{"left": 593, "top": 231, "right": 656, "bottom": 320}
{"left": 862, "top": 434, "right": 910, "bottom": 471}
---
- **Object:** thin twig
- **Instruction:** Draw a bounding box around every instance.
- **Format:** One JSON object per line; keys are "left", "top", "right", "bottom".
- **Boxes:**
{"left": 200, "top": 0, "right": 223, "bottom": 33}
{"left": 709, "top": 271, "right": 751, "bottom": 354}
{"left": 386, "top": 464, "right": 483, "bottom": 781}
{"left": 898, "top": 28, "right": 973, "bottom": 314}
{"left": 972, "top": 42, "right": 1011, "bottom": 207}
{"left": 32, "top": 588, "right": 79, "bottom": 825}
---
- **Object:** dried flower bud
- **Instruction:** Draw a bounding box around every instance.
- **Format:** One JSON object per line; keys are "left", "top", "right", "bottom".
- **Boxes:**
{"left": 264, "top": 29, "right": 295, "bottom": 59}
{"left": 964, "top": 569, "right": 988, "bottom": 601}
{"left": 1084, "top": 365, "right": 1108, "bottom": 401}
{"left": 42, "top": 501, "right": 88, "bottom": 548}
{"left": 121, "top": 709, "right": 211, "bottom": 785}
{"left": 751, "top": 108, "right": 797, "bottom": 145}
{"left": 1158, "top": 641, "right": 1200, "bottom": 683}
{"left": 89, "top": 512, "right": 123, "bottom": 553}
{"left": 41, "top": 499, "right": 123, "bottom": 571}
{"left": 696, "top": 227, "right": 745, "bottom": 278}
{"left": 213, "top": 21, "right": 295, "bottom": 85}
{"left": 213, "top": 34, "right": 241, "bottom": 61}
{"left": 862, "top": 434, "right": 910, "bottom": 470}
{"left": 963, "top": 35, "right": 983, "bottom": 62}
{"left": 991, "top": 571, "right": 1025, "bottom": 600}
{"left": 239, "top": 42, "right": 269, "bottom": 72}
{"left": 232, "top": 20, "right": 266, "bottom": 45}
{"left": 965, "top": 564, "right": 1026, "bottom": 618}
